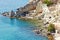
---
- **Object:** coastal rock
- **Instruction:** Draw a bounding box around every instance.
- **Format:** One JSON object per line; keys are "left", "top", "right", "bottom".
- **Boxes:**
{"left": 9, "top": 11, "right": 15, "bottom": 17}
{"left": 47, "top": 33, "right": 54, "bottom": 40}
{"left": 16, "top": 0, "right": 40, "bottom": 17}
{"left": 33, "top": 29, "right": 42, "bottom": 35}
{"left": 16, "top": 11, "right": 29, "bottom": 17}
{"left": 2, "top": 11, "right": 15, "bottom": 18}
{"left": 2, "top": 0, "right": 40, "bottom": 18}
{"left": 33, "top": 28, "right": 48, "bottom": 37}
{"left": 33, "top": 30, "right": 41, "bottom": 34}
{"left": 2, "top": 12, "right": 9, "bottom": 16}
{"left": 39, "top": 3, "right": 60, "bottom": 27}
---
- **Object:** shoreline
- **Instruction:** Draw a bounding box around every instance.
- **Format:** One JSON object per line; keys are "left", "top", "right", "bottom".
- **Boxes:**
{"left": 2, "top": 14, "right": 49, "bottom": 36}
{"left": 19, "top": 17, "right": 54, "bottom": 40}
{"left": 1, "top": 0, "right": 57, "bottom": 40}
{"left": 19, "top": 17, "right": 49, "bottom": 37}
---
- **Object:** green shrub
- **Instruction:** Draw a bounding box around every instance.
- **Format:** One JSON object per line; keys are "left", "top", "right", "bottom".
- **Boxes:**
{"left": 48, "top": 24, "right": 55, "bottom": 33}
{"left": 44, "top": 0, "right": 53, "bottom": 6}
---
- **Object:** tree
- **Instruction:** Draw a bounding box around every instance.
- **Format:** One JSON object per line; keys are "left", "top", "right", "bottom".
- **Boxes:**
{"left": 44, "top": 0, "right": 53, "bottom": 6}
{"left": 48, "top": 24, "right": 55, "bottom": 33}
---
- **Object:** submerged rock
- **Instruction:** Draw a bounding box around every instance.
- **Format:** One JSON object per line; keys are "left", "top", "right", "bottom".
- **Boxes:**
{"left": 33, "top": 30, "right": 41, "bottom": 34}
{"left": 33, "top": 27, "right": 48, "bottom": 36}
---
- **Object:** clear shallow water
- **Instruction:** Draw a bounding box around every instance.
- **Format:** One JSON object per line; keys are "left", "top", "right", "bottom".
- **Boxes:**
{"left": 0, "top": 15, "right": 48, "bottom": 40}
{"left": 0, "top": 0, "right": 48, "bottom": 40}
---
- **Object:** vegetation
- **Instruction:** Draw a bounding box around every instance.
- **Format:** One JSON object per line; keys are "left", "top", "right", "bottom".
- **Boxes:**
{"left": 47, "top": 33, "right": 54, "bottom": 40}
{"left": 48, "top": 24, "right": 55, "bottom": 33}
{"left": 44, "top": 0, "right": 53, "bottom": 6}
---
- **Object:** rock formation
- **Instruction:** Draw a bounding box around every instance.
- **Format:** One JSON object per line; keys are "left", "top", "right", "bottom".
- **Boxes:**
{"left": 2, "top": 0, "right": 60, "bottom": 19}
{"left": 39, "top": 3, "right": 60, "bottom": 27}
{"left": 2, "top": 10, "right": 15, "bottom": 18}
{"left": 2, "top": 0, "right": 39, "bottom": 17}
{"left": 2, "top": 0, "right": 41, "bottom": 18}
{"left": 9, "top": 10, "right": 15, "bottom": 17}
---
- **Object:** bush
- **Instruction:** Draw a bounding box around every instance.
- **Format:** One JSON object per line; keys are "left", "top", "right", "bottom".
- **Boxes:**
{"left": 48, "top": 24, "right": 55, "bottom": 33}
{"left": 44, "top": 0, "right": 53, "bottom": 6}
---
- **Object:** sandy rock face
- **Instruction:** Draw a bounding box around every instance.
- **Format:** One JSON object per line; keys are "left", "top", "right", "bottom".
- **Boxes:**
{"left": 41, "top": 3, "right": 60, "bottom": 27}
{"left": 50, "top": 0, "right": 58, "bottom": 4}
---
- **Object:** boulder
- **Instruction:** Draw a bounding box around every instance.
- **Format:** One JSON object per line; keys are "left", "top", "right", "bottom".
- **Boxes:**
{"left": 16, "top": 0, "right": 40, "bottom": 14}
{"left": 9, "top": 10, "right": 15, "bottom": 17}
{"left": 33, "top": 30, "right": 41, "bottom": 34}
{"left": 2, "top": 12, "right": 9, "bottom": 16}
{"left": 2, "top": 11, "right": 15, "bottom": 18}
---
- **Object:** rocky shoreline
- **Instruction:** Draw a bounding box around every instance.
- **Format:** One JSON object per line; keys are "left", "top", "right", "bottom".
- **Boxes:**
{"left": 2, "top": 0, "right": 60, "bottom": 40}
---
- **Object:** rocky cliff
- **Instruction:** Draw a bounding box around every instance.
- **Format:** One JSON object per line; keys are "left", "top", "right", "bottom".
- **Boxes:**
{"left": 2, "top": 0, "right": 41, "bottom": 18}
{"left": 2, "top": 0, "right": 60, "bottom": 18}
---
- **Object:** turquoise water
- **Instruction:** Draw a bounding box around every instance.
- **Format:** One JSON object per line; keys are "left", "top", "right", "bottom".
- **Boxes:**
{"left": 0, "top": 0, "right": 48, "bottom": 40}
{"left": 0, "top": 15, "right": 48, "bottom": 40}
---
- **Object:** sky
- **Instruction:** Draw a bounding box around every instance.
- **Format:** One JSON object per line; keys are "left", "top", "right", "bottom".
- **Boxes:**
{"left": 0, "top": 0, "right": 28, "bottom": 13}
